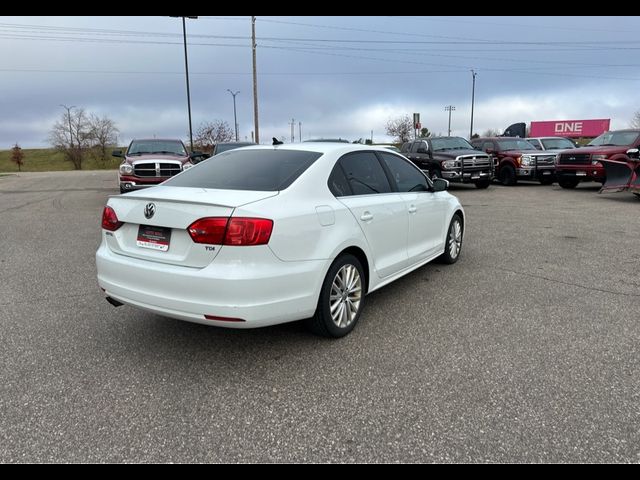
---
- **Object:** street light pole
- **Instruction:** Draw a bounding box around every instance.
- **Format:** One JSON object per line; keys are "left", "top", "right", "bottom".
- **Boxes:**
{"left": 251, "top": 16, "right": 260, "bottom": 144}
{"left": 469, "top": 69, "right": 477, "bottom": 140}
{"left": 172, "top": 16, "right": 198, "bottom": 152}
{"left": 227, "top": 90, "right": 240, "bottom": 141}
{"left": 445, "top": 105, "right": 456, "bottom": 137}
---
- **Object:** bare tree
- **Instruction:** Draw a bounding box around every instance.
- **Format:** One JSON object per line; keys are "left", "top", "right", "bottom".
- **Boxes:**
{"left": 193, "top": 120, "right": 234, "bottom": 153}
{"left": 482, "top": 128, "right": 502, "bottom": 137}
{"left": 49, "top": 107, "right": 92, "bottom": 169}
{"left": 631, "top": 110, "right": 640, "bottom": 128}
{"left": 89, "top": 114, "right": 119, "bottom": 163}
{"left": 385, "top": 115, "right": 414, "bottom": 143}
{"left": 10, "top": 143, "right": 24, "bottom": 172}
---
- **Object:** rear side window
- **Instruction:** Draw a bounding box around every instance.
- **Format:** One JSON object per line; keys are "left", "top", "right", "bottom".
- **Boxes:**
{"left": 164, "top": 149, "right": 321, "bottom": 191}
{"left": 338, "top": 152, "right": 392, "bottom": 195}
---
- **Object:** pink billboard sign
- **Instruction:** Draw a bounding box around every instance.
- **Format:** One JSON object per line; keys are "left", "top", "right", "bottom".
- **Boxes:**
{"left": 530, "top": 119, "right": 610, "bottom": 138}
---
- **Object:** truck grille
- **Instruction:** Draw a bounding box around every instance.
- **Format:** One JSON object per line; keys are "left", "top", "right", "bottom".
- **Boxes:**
{"left": 533, "top": 155, "right": 555, "bottom": 166}
{"left": 133, "top": 162, "right": 182, "bottom": 178}
{"left": 559, "top": 153, "right": 590, "bottom": 165}
{"left": 458, "top": 154, "right": 491, "bottom": 170}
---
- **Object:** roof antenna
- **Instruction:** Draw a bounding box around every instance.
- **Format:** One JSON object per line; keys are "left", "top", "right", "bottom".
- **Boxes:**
{"left": 272, "top": 137, "right": 284, "bottom": 145}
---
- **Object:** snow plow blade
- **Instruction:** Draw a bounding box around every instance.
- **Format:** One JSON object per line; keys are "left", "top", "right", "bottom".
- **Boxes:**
{"left": 599, "top": 159, "right": 634, "bottom": 193}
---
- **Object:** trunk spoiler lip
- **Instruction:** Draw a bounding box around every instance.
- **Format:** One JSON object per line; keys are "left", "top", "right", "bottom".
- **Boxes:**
{"left": 108, "top": 189, "right": 281, "bottom": 208}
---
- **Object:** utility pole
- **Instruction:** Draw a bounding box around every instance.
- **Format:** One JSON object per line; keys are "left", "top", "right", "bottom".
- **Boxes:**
{"left": 289, "top": 118, "right": 295, "bottom": 143}
{"left": 445, "top": 105, "right": 456, "bottom": 137}
{"left": 59, "top": 104, "right": 75, "bottom": 149}
{"left": 470, "top": 69, "right": 477, "bottom": 140}
{"left": 251, "top": 16, "right": 260, "bottom": 144}
{"left": 171, "top": 16, "right": 198, "bottom": 152}
{"left": 227, "top": 89, "right": 240, "bottom": 141}
{"left": 298, "top": 121, "right": 302, "bottom": 142}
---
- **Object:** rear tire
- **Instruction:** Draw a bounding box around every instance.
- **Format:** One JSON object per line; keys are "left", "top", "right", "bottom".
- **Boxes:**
{"left": 499, "top": 165, "right": 517, "bottom": 186}
{"left": 558, "top": 177, "right": 579, "bottom": 189}
{"left": 439, "top": 214, "right": 463, "bottom": 264}
{"left": 306, "top": 254, "right": 365, "bottom": 338}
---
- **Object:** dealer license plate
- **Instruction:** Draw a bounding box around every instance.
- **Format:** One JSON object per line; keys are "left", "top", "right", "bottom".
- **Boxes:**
{"left": 136, "top": 225, "right": 171, "bottom": 252}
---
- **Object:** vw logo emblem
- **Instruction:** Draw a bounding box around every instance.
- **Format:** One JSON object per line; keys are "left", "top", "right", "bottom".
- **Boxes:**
{"left": 144, "top": 203, "right": 156, "bottom": 219}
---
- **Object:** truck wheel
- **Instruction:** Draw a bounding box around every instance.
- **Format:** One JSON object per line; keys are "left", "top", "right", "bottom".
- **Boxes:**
{"left": 499, "top": 165, "right": 517, "bottom": 186}
{"left": 438, "top": 214, "right": 463, "bottom": 264}
{"left": 305, "top": 254, "right": 365, "bottom": 338}
{"left": 474, "top": 178, "right": 490, "bottom": 189}
{"left": 558, "top": 178, "right": 579, "bottom": 189}
{"left": 634, "top": 193, "right": 640, "bottom": 200}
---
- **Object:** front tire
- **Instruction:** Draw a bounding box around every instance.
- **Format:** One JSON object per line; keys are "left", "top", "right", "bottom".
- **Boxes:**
{"left": 474, "top": 178, "right": 491, "bottom": 189}
{"left": 439, "top": 214, "right": 463, "bottom": 264}
{"left": 558, "top": 177, "right": 579, "bottom": 189}
{"left": 499, "top": 165, "right": 517, "bottom": 186}
{"left": 306, "top": 254, "right": 365, "bottom": 338}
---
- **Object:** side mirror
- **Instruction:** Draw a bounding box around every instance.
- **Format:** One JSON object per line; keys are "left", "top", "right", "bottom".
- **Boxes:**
{"left": 189, "top": 151, "right": 208, "bottom": 164}
{"left": 626, "top": 148, "right": 639, "bottom": 160}
{"left": 112, "top": 150, "right": 124, "bottom": 158}
{"left": 432, "top": 178, "right": 449, "bottom": 192}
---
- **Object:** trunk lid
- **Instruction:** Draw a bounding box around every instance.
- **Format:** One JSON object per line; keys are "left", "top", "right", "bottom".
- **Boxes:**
{"left": 104, "top": 186, "right": 278, "bottom": 267}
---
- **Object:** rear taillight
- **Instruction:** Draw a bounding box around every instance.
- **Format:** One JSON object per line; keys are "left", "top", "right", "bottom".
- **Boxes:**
{"left": 101, "top": 206, "right": 123, "bottom": 231}
{"left": 187, "top": 217, "right": 229, "bottom": 244}
{"left": 187, "top": 217, "right": 273, "bottom": 246}
{"left": 225, "top": 218, "right": 273, "bottom": 246}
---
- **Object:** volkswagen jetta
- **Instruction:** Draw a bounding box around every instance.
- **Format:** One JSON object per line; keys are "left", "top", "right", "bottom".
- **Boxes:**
{"left": 96, "top": 143, "right": 464, "bottom": 337}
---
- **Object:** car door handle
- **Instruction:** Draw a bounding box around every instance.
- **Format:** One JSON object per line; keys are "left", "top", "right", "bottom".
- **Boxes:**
{"left": 360, "top": 212, "right": 374, "bottom": 222}
{"left": 408, "top": 205, "right": 417, "bottom": 214}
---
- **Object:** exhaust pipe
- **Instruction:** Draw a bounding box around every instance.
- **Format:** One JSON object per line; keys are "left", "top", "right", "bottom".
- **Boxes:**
{"left": 105, "top": 296, "right": 124, "bottom": 307}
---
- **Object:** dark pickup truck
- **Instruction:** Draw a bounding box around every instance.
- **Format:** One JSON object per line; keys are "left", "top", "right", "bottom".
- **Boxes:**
{"left": 401, "top": 136, "right": 493, "bottom": 189}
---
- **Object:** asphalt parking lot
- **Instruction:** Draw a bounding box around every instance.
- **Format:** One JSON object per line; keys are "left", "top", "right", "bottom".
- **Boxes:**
{"left": 0, "top": 170, "right": 639, "bottom": 463}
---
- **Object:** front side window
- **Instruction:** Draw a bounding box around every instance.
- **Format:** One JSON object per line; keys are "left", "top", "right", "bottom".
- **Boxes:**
{"left": 379, "top": 152, "right": 429, "bottom": 192}
{"left": 164, "top": 149, "right": 321, "bottom": 191}
{"left": 338, "top": 152, "right": 392, "bottom": 195}
{"left": 482, "top": 141, "right": 495, "bottom": 152}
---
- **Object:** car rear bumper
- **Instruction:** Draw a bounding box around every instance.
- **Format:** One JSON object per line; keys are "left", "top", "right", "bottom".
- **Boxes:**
{"left": 96, "top": 242, "right": 327, "bottom": 328}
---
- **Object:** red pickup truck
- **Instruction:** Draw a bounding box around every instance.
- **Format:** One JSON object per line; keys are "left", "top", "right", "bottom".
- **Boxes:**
{"left": 555, "top": 129, "right": 640, "bottom": 189}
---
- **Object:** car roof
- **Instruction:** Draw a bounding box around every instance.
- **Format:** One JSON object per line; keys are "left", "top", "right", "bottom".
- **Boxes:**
{"left": 130, "top": 138, "right": 184, "bottom": 142}
{"left": 235, "top": 142, "right": 399, "bottom": 155}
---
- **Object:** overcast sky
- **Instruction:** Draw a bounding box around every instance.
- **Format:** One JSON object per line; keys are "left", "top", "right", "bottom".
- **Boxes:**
{"left": 2, "top": 15, "right": 640, "bottom": 147}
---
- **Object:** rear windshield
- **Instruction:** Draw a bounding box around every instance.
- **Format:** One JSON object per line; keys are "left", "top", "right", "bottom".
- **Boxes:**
{"left": 164, "top": 149, "right": 322, "bottom": 191}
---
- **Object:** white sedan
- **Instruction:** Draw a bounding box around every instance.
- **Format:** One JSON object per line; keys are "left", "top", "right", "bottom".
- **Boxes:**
{"left": 96, "top": 143, "right": 464, "bottom": 337}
